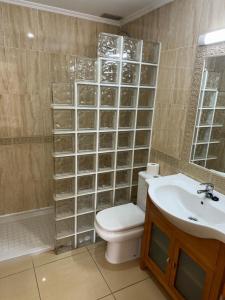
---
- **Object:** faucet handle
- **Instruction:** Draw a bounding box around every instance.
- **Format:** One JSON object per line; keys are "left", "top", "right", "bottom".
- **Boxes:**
{"left": 199, "top": 182, "right": 214, "bottom": 190}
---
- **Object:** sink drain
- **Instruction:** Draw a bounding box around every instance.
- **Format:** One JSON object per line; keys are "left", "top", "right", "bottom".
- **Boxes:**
{"left": 188, "top": 216, "right": 198, "bottom": 222}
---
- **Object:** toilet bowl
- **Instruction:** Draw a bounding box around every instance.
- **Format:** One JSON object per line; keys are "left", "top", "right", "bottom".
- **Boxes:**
{"left": 95, "top": 171, "right": 155, "bottom": 264}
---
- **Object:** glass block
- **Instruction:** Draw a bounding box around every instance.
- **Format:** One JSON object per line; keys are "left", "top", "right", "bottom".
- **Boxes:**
{"left": 99, "top": 132, "right": 115, "bottom": 150}
{"left": 54, "top": 156, "right": 75, "bottom": 176}
{"left": 206, "top": 71, "right": 220, "bottom": 89}
{"left": 134, "top": 149, "right": 148, "bottom": 166}
{"left": 115, "top": 188, "right": 130, "bottom": 206}
{"left": 77, "top": 84, "right": 97, "bottom": 107}
{"left": 116, "top": 169, "right": 131, "bottom": 187}
{"left": 77, "top": 175, "right": 95, "bottom": 194}
{"left": 77, "top": 154, "right": 96, "bottom": 174}
{"left": 76, "top": 57, "right": 97, "bottom": 82}
{"left": 56, "top": 198, "right": 75, "bottom": 220}
{"left": 78, "top": 110, "right": 97, "bottom": 130}
{"left": 77, "top": 194, "right": 95, "bottom": 214}
{"left": 77, "top": 231, "right": 94, "bottom": 248}
{"left": 199, "top": 110, "right": 213, "bottom": 125}
{"left": 100, "top": 86, "right": 118, "bottom": 107}
{"left": 136, "top": 110, "right": 153, "bottom": 128}
{"left": 194, "top": 145, "right": 207, "bottom": 159}
{"left": 117, "top": 131, "right": 134, "bottom": 149}
{"left": 99, "top": 111, "right": 116, "bottom": 130}
{"left": 101, "top": 60, "right": 119, "bottom": 83}
{"left": 56, "top": 218, "right": 74, "bottom": 239}
{"left": 117, "top": 151, "right": 132, "bottom": 169}
{"left": 77, "top": 213, "right": 94, "bottom": 233}
{"left": 131, "top": 185, "right": 138, "bottom": 203}
{"left": 123, "top": 36, "right": 141, "bottom": 61}
{"left": 77, "top": 133, "right": 96, "bottom": 153}
{"left": 202, "top": 91, "right": 217, "bottom": 108}
{"left": 97, "top": 191, "right": 113, "bottom": 210}
{"left": 120, "top": 87, "right": 137, "bottom": 107}
{"left": 197, "top": 128, "right": 210, "bottom": 143}
{"left": 53, "top": 110, "right": 75, "bottom": 131}
{"left": 98, "top": 153, "right": 115, "bottom": 171}
{"left": 119, "top": 111, "right": 135, "bottom": 129}
{"left": 140, "top": 65, "right": 157, "bottom": 86}
{"left": 52, "top": 83, "right": 73, "bottom": 105}
{"left": 53, "top": 134, "right": 75, "bottom": 154}
{"left": 132, "top": 167, "right": 145, "bottom": 185}
{"left": 98, "top": 172, "right": 114, "bottom": 190}
{"left": 142, "top": 41, "right": 160, "bottom": 64}
{"left": 98, "top": 33, "right": 121, "bottom": 58}
{"left": 213, "top": 110, "right": 225, "bottom": 125}
{"left": 54, "top": 178, "right": 75, "bottom": 199}
{"left": 211, "top": 127, "right": 222, "bottom": 141}
{"left": 208, "top": 143, "right": 220, "bottom": 158}
{"left": 135, "top": 131, "right": 151, "bottom": 148}
{"left": 138, "top": 88, "right": 155, "bottom": 107}
{"left": 217, "top": 91, "right": 225, "bottom": 107}
{"left": 55, "top": 236, "right": 74, "bottom": 254}
{"left": 122, "top": 63, "right": 139, "bottom": 85}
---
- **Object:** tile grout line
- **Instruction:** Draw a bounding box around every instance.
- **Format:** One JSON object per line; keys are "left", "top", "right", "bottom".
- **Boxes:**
{"left": 32, "top": 260, "right": 42, "bottom": 300}
{"left": 112, "top": 276, "right": 150, "bottom": 295}
{"left": 31, "top": 248, "right": 88, "bottom": 269}
{"left": 87, "top": 246, "right": 116, "bottom": 299}
{"left": 0, "top": 266, "right": 33, "bottom": 280}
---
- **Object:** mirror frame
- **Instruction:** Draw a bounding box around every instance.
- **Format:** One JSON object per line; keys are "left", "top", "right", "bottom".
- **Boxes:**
{"left": 182, "top": 41, "right": 225, "bottom": 177}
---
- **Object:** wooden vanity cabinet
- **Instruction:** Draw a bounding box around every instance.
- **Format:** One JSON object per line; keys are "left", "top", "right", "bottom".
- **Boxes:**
{"left": 140, "top": 195, "right": 225, "bottom": 300}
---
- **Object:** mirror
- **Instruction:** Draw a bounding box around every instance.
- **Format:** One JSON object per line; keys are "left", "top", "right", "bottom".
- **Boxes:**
{"left": 190, "top": 55, "right": 225, "bottom": 175}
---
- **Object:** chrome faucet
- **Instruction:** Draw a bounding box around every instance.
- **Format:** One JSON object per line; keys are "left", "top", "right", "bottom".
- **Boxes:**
{"left": 197, "top": 183, "right": 219, "bottom": 201}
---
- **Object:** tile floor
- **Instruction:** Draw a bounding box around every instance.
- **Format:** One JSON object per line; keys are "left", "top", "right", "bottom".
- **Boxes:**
{"left": 0, "top": 242, "right": 170, "bottom": 300}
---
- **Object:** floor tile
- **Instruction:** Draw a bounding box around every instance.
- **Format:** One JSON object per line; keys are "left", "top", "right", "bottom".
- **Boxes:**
{"left": 90, "top": 246, "right": 149, "bottom": 292}
{"left": 35, "top": 251, "right": 110, "bottom": 300}
{"left": 0, "top": 269, "right": 40, "bottom": 300}
{"left": 114, "top": 278, "right": 169, "bottom": 300}
{"left": 32, "top": 246, "right": 87, "bottom": 267}
{"left": 101, "top": 295, "right": 115, "bottom": 300}
{"left": 0, "top": 255, "right": 33, "bottom": 279}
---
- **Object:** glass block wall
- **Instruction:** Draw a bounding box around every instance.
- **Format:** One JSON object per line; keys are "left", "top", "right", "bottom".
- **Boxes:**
{"left": 52, "top": 33, "right": 160, "bottom": 253}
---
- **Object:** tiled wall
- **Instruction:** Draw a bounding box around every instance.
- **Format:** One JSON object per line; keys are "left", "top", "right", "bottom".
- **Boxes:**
{"left": 122, "top": 0, "right": 225, "bottom": 193}
{"left": 0, "top": 2, "right": 118, "bottom": 214}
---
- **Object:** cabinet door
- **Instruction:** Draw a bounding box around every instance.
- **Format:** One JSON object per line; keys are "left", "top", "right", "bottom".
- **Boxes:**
{"left": 170, "top": 243, "right": 214, "bottom": 300}
{"left": 145, "top": 216, "right": 174, "bottom": 284}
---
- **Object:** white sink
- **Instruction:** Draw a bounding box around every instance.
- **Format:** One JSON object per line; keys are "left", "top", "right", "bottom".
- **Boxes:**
{"left": 146, "top": 173, "right": 225, "bottom": 243}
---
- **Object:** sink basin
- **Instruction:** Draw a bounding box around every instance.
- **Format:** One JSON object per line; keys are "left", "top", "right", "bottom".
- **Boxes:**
{"left": 147, "top": 173, "right": 225, "bottom": 243}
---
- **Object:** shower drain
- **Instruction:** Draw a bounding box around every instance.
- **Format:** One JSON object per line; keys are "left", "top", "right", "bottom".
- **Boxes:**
{"left": 188, "top": 216, "right": 198, "bottom": 222}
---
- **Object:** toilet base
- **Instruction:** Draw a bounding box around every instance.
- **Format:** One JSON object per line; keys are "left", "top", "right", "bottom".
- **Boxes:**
{"left": 105, "top": 237, "right": 141, "bottom": 264}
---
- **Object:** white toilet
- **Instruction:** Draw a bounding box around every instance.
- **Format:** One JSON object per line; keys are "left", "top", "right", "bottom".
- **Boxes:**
{"left": 95, "top": 172, "right": 155, "bottom": 264}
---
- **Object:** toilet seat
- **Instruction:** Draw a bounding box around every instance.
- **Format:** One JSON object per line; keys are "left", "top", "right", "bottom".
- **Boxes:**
{"left": 96, "top": 203, "right": 145, "bottom": 232}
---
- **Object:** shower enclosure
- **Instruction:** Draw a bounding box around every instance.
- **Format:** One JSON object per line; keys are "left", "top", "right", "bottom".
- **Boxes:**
{"left": 52, "top": 33, "right": 160, "bottom": 253}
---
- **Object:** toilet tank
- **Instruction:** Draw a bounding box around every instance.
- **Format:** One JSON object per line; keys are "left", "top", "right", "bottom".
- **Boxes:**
{"left": 137, "top": 171, "right": 157, "bottom": 211}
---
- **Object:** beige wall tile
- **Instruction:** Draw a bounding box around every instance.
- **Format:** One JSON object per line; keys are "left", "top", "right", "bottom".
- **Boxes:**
{"left": 0, "top": 3, "right": 118, "bottom": 214}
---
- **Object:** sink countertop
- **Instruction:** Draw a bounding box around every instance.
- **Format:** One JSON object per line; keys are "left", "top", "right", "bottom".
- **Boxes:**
{"left": 146, "top": 173, "right": 225, "bottom": 243}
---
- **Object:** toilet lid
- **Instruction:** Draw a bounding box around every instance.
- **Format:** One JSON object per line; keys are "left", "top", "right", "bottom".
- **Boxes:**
{"left": 96, "top": 203, "right": 145, "bottom": 232}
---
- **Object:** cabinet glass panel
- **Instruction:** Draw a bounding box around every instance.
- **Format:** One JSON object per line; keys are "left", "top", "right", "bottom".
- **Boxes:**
{"left": 175, "top": 250, "right": 206, "bottom": 300}
{"left": 148, "top": 223, "right": 170, "bottom": 273}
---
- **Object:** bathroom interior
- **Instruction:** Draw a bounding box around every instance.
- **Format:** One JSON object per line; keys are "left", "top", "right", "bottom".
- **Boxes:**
{"left": 0, "top": 0, "right": 225, "bottom": 299}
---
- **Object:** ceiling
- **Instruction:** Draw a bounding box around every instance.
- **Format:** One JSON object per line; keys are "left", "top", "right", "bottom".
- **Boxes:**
{"left": 23, "top": 0, "right": 173, "bottom": 24}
